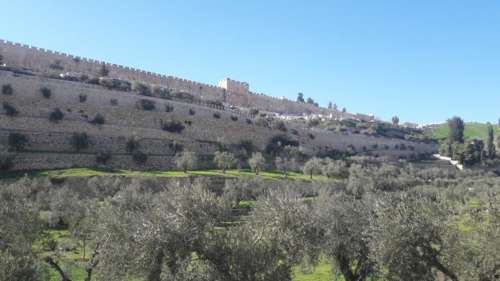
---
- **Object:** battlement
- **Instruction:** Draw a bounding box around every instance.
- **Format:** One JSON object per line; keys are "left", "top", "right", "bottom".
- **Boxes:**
{"left": 0, "top": 38, "right": 329, "bottom": 115}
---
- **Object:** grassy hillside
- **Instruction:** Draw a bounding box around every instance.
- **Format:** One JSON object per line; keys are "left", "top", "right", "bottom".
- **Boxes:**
{"left": 425, "top": 122, "right": 500, "bottom": 141}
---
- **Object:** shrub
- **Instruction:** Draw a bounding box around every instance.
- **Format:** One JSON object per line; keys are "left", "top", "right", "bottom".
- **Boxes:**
{"left": 246, "top": 118, "right": 252, "bottom": 124}
{"left": 70, "top": 132, "right": 89, "bottom": 152}
{"left": 96, "top": 151, "right": 112, "bottom": 165}
{"left": 250, "top": 108, "right": 259, "bottom": 116}
{"left": 265, "top": 135, "right": 299, "bottom": 156}
{"left": 90, "top": 113, "right": 105, "bottom": 125}
{"left": 189, "top": 108, "right": 196, "bottom": 115}
{"left": 49, "top": 108, "right": 64, "bottom": 122}
{"left": 308, "top": 133, "right": 315, "bottom": 140}
{"left": 132, "top": 81, "right": 152, "bottom": 96}
{"left": 184, "top": 120, "right": 192, "bottom": 126}
{"left": 213, "top": 112, "right": 221, "bottom": 119}
{"left": 40, "top": 87, "right": 52, "bottom": 98}
{"left": 291, "top": 129, "right": 299, "bottom": 135}
{"left": 272, "top": 120, "right": 287, "bottom": 132}
{"left": 3, "top": 102, "right": 18, "bottom": 116}
{"left": 8, "top": 133, "right": 28, "bottom": 151}
{"left": 132, "top": 150, "right": 147, "bottom": 164}
{"left": 78, "top": 94, "right": 87, "bottom": 103}
{"left": 136, "top": 99, "right": 156, "bottom": 111}
{"left": 49, "top": 60, "right": 64, "bottom": 70}
{"left": 153, "top": 85, "right": 171, "bottom": 99}
{"left": 161, "top": 120, "right": 185, "bottom": 133}
{"left": 230, "top": 115, "right": 238, "bottom": 121}
{"left": 99, "top": 78, "right": 131, "bottom": 91}
{"left": 126, "top": 137, "right": 140, "bottom": 153}
{"left": 0, "top": 154, "right": 14, "bottom": 170}
{"left": 110, "top": 98, "right": 118, "bottom": 106}
{"left": 165, "top": 104, "right": 174, "bottom": 112}
{"left": 2, "top": 84, "right": 13, "bottom": 95}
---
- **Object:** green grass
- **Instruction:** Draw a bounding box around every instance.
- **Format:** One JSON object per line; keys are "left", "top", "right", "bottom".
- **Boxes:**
{"left": 293, "top": 259, "right": 336, "bottom": 281}
{"left": 425, "top": 122, "right": 500, "bottom": 141}
{"left": 0, "top": 167, "right": 332, "bottom": 182}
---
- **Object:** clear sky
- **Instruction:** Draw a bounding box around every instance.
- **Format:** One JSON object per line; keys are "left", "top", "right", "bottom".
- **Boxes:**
{"left": 1, "top": 0, "right": 500, "bottom": 124}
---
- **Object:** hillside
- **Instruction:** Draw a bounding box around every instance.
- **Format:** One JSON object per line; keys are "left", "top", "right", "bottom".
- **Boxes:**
{"left": 425, "top": 122, "right": 500, "bottom": 141}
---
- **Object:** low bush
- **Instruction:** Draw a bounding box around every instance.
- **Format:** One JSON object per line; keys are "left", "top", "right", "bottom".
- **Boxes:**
{"left": 90, "top": 113, "right": 105, "bottom": 125}
{"left": 165, "top": 104, "right": 174, "bottom": 112}
{"left": 161, "top": 120, "right": 185, "bottom": 133}
{"left": 49, "top": 108, "right": 64, "bottom": 122}
{"left": 189, "top": 108, "right": 196, "bottom": 115}
{"left": 96, "top": 151, "right": 112, "bottom": 164}
{"left": 70, "top": 132, "right": 89, "bottom": 152}
{"left": 78, "top": 94, "right": 87, "bottom": 103}
{"left": 132, "top": 150, "right": 147, "bottom": 164}
{"left": 110, "top": 99, "right": 118, "bottom": 106}
{"left": 126, "top": 137, "right": 140, "bottom": 153}
{"left": 272, "top": 120, "right": 287, "bottom": 132}
{"left": 308, "top": 133, "right": 315, "bottom": 140}
{"left": 3, "top": 102, "right": 18, "bottom": 116}
{"left": 246, "top": 118, "right": 252, "bottom": 124}
{"left": 137, "top": 99, "right": 156, "bottom": 111}
{"left": 153, "top": 86, "right": 171, "bottom": 99}
{"left": 184, "top": 120, "right": 192, "bottom": 126}
{"left": 291, "top": 129, "right": 299, "bottom": 135}
{"left": 132, "top": 81, "right": 152, "bottom": 96}
{"left": 49, "top": 60, "right": 64, "bottom": 70}
{"left": 99, "top": 78, "right": 131, "bottom": 91}
{"left": 213, "top": 112, "right": 221, "bottom": 119}
{"left": 8, "top": 133, "right": 28, "bottom": 152}
{"left": 2, "top": 84, "right": 13, "bottom": 95}
{"left": 230, "top": 115, "right": 238, "bottom": 121}
{"left": 0, "top": 154, "right": 14, "bottom": 170}
{"left": 40, "top": 87, "right": 52, "bottom": 99}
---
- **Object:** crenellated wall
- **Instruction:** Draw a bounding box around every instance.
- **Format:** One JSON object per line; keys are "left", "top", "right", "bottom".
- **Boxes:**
{"left": 0, "top": 39, "right": 330, "bottom": 115}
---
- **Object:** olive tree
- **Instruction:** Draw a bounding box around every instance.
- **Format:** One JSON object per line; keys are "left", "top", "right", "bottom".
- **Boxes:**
{"left": 94, "top": 183, "right": 227, "bottom": 281}
{"left": 213, "top": 151, "right": 236, "bottom": 173}
{"left": 369, "top": 191, "right": 461, "bottom": 281}
{"left": 175, "top": 151, "right": 197, "bottom": 173}
{"left": 302, "top": 157, "right": 322, "bottom": 179}
{"left": 248, "top": 152, "right": 265, "bottom": 175}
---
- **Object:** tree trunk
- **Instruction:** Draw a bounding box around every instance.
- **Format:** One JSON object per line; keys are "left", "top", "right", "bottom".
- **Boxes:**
{"left": 85, "top": 243, "right": 100, "bottom": 281}
{"left": 431, "top": 259, "right": 458, "bottom": 281}
{"left": 44, "top": 257, "right": 72, "bottom": 281}
{"left": 147, "top": 248, "right": 165, "bottom": 281}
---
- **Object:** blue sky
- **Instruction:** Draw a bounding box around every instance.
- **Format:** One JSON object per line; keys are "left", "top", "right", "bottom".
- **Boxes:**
{"left": 1, "top": 0, "right": 500, "bottom": 124}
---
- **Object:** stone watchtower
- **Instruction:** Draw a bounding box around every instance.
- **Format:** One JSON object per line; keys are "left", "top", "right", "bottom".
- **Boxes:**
{"left": 218, "top": 77, "right": 250, "bottom": 95}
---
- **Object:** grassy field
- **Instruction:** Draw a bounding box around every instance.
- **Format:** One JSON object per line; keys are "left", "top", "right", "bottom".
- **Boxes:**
{"left": 425, "top": 122, "right": 500, "bottom": 140}
{"left": 0, "top": 167, "right": 330, "bottom": 181}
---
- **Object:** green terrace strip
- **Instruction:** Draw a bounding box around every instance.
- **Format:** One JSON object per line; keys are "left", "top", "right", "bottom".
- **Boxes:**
{"left": 0, "top": 167, "right": 333, "bottom": 181}
{"left": 426, "top": 122, "right": 500, "bottom": 141}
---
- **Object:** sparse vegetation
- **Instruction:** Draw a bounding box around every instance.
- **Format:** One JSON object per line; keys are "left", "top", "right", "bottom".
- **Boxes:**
{"left": 95, "top": 151, "right": 112, "bottom": 165}
{"left": 40, "top": 87, "right": 52, "bottom": 98}
{"left": 89, "top": 113, "right": 105, "bottom": 125}
{"left": 70, "top": 132, "right": 89, "bottom": 152}
{"left": 132, "top": 150, "right": 147, "bottom": 164}
{"left": 165, "top": 104, "right": 174, "bottom": 112}
{"left": 189, "top": 108, "right": 196, "bottom": 115}
{"left": 2, "top": 84, "right": 13, "bottom": 95}
{"left": 126, "top": 137, "right": 140, "bottom": 153}
{"left": 8, "top": 132, "right": 29, "bottom": 152}
{"left": 161, "top": 120, "right": 185, "bottom": 133}
{"left": 213, "top": 112, "right": 221, "bottom": 119}
{"left": 3, "top": 102, "right": 18, "bottom": 116}
{"left": 78, "top": 94, "right": 87, "bottom": 103}
{"left": 49, "top": 108, "right": 64, "bottom": 122}
{"left": 214, "top": 151, "right": 237, "bottom": 173}
{"left": 136, "top": 99, "right": 156, "bottom": 111}
{"left": 230, "top": 115, "right": 238, "bottom": 121}
{"left": 132, "top": 81, "right": 152, "bottom": 96}
{"left": 110, "top": 98, "right": 118, "bottom": 106}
